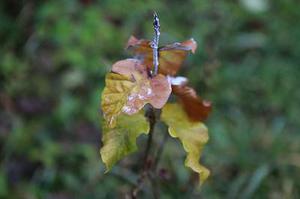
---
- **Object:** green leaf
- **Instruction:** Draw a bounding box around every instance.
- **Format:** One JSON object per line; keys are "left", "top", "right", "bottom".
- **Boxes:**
{"left": 100, "top": 111, "right": 149, "bottom": 171}
{"left": 161, "top": 103, "right": 210, "bottom": 185}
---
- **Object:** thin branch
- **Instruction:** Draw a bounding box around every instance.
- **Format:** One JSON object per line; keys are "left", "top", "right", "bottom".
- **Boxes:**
{"left": 148, "top": 172, "right": 160, "bottom": 199}
{"left": 130, "top": 12, "right": 161, "bottom": 199}
{"left": 151, "top": 12, "right": 160, "bottom": 76}
{"left": 143, "top": 106, "right": 156, "bottom": 169}
{"left": 153, "top": 130, "right": 169, "bottom": 170}
{"left": 143, "top": 11, "right": 161, "bottom": 172}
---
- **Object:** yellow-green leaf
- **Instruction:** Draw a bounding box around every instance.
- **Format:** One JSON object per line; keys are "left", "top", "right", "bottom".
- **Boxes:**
{"left": 101, "top": 59, "right": 171, "bottom": 127}
{"left": 101, "top": 72, "right": 135, "bottom": 128}
{"left": 100, "top": 111, "right": 149, "bottom": 171}
{"left": 161, "top": 103, "right": 210, "bottom": 185}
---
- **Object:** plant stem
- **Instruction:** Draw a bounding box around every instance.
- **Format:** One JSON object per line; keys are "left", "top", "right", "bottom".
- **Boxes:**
{"left": 143, "top": 11, "right": 161, "bottom": 169}
{"left": 151, "top": 12, "right": 160, "bottom": 76}
{"left": 143, "top": 106, "right": 156, "bottom": 169}
{"left": 130, "top": 12, "right": 161, "bottom": 199}
{"left": 153, "top": 130, "right": 168, "bottom": 170}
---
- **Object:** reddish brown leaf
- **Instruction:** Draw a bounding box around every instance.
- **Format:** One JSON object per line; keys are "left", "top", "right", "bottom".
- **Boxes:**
{"left": 180, "top": 38, "right": 197, "bottom": 53}
{"left": 126, "top": 36, "right": 153, "bottom": 58}
{"left": 126, "top": 36, "right": 197, "bottom": 76}
{"left": 172, "top": 84, "right": 211, "bottom": 122}
{"left": 150, "top": 74, "right": 172, "bottom": 108}
{"left": 159, "top": 38, "right": 197, "bottom": 75}
{"left": 112, "top": 58, "right": 148, "bottom": 78}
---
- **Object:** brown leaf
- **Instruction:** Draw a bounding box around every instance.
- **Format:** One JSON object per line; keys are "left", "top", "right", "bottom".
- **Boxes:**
{"left": 126, "top": 36, "right": 197, "bottom": 76}
{"left": 126, "top": 36, "right": 153, "bottom": 59}
{"left": 150, "top": 74, "right": 172, "bottom": 108}
{"left": 159, "top": 38, "right": 197, "bottom": 75}
{"left": 180, "top": 38, "right": 197, "bottom": 53}
{"left": 112, "top": 58, "right": 148, "bottom": 78}
{"left": 112, "top": 59, "right": 171, "bottom": 111}
{"left": 172, "top": 84, "right": 211, "bottom": 122}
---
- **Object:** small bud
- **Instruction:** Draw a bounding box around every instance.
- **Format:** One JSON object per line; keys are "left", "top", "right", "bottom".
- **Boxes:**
{"left": 153, "top": 12, "right": 160, "bottom": 28}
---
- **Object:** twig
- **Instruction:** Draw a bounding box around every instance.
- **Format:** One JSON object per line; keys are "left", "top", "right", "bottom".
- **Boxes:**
{"left": 143, "top": 106, "right": 156, "bottom": 169}
{"left": 153, "top": 130, "right": 169, "bottom": 170}
{"left": 151, "top": 12, "right": 160, "bottom": 76}
{"left": 143, "top": 11, "right": 161, "bottom": 170}
{"left": 142, "top": 11, "right": 161, "bottom": 175}
{"left": 148, "top": 172, "right": 160, "bottom": 199}
{"left": 130, "top": 12, "right": 161, "bottom": 199}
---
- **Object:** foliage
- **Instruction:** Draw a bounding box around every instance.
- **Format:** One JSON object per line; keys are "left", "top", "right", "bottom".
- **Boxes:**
{"left": 100, "top": 112, "right": 149, "bottom": 171}
{"left": 101, "top": 58, "right": 171, "bottom": 127}
{"left": 161, "top": 103, "right": 210, "bottom": 185}
{"left": 100, "top": 23, "right": 212, "bottom": 188}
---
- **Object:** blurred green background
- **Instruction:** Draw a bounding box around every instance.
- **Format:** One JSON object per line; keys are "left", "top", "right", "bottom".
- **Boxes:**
{"left": 1, "top": 0, "right": 300, "bottom": 198}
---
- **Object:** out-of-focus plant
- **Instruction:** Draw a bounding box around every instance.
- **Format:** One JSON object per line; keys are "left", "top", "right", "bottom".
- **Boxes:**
{"left": 99, "top": 13, "right": 212, "bottom": 197}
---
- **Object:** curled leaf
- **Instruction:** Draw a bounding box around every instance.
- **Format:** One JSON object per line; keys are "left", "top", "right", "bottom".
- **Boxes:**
{"left": 126, "top": 36, "right": 152, "bottom": 54}
{"left": 101, "top": 59, "right": 171, "bottom": 127}
{"left": 180, "top": 38, "right": 197, "bottom": 53}
{"left": 159, "top": 38, "right": 197, "bottom": 75}
{"left": 126, "top": 36, "right": 197, "bottom": 76}
{"left": 161, "top": 103, "right": 210, "bottom": 185}
{"left": 172, "top": 84, "right": 211, "bottom": 122}
{"left": 100, "top": 112, "right": 149, "bottom": 171}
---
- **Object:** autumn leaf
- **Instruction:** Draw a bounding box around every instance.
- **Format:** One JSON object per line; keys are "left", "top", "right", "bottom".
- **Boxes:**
{"left": 100, "top": 112, "right": 149, "bottom": 171}
{"left": 161, "top": 103, "right": 210, "bottom": 185}
{"left": 126, "top": 36, "right": 197, "bottom": 76}
{"left": 101, "top": 59, "right": 171, "bottom": 127}
{"left": 172, "top": 83, "right": 212, "bottom": 122}
{"left": 159, "top": 39, "right": 197, "bottom": 75}
{"left": 126, "top": 35, "right": 152, "bottom": 55}
{"left": 149, "top": 75, "right": 172, "bottom": 108}
{"left": 169, "top": 76, "right": 212, "bottom": 122}
{"left": 101, "top": 73, "right": 134, "bottom": 128}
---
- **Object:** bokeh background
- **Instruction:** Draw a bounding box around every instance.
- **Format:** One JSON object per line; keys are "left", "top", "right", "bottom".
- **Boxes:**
{"left": 1, "top": 0, "right": 300, "bottom": 198}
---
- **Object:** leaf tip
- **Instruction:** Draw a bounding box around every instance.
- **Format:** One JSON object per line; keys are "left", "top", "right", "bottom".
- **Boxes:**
{"left": 104, "top": 167, "right": 110, "bottom": 174}
{"left": 126, "top": 35, "right": 139, "bottom": 49}
{"left": 183, "top": 38, "right": 197, "bottom": 53}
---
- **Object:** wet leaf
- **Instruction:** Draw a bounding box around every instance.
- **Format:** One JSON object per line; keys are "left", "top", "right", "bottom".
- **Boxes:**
{"left": 101, "top": 59, "right": 171, "bottom": 127}
{"left": 101, "top": 72, "right": 135, "bottom": 127}
{"left": 161, "top": 103, "right": 210, "bottom": 185}
{"left": 126, "top": 36, "right": 152, "bottom": 55}
{"left": 150, "top": 74, "right": 172, "bottom": 108}
{"left": 172, "top": 81, "right": 211, "bottom": 122}
{"left": 126, "top": 36, "right": 197, "bottom": 75}
{"left": 159, "top": 38, "right": 197, "bottom": 75}
{"left": 100, "top": 112, "right": 149, "bottom": 171}
{"left": 112, "top": 58, "right": 148, "bottom": 78}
